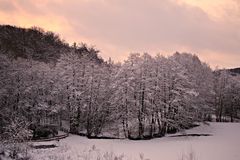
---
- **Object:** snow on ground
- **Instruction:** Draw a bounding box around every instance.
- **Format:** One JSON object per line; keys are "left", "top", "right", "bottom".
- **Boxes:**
{"left": 30, "top": 122, "right": 240, "bottom": 160}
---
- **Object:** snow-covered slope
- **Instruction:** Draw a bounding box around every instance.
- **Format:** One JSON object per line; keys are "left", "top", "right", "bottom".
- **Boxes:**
{"left": 30, "top": 122, "right": 240, "bottom": 160}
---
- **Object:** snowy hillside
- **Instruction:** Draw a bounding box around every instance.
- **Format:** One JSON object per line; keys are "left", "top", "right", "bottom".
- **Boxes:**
{"left": 30, "top": 122, "right": 240, "bottom": 160}
{"left": 1, "top": 25, "right": 240, "bottom": 160}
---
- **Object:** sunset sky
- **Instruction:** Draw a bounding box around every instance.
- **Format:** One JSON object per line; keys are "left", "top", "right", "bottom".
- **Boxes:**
{"left": 0, "top": 0, "right": 239, "bottom": 68}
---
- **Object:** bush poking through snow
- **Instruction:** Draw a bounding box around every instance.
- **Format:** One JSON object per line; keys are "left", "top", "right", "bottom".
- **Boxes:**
{"left": 139, "top": 153, "right": 150, "bottom": 160}
{"left": 0, "top": 116, "right": 32, "bottom": 160}
{"left": 179, "top": 150, "right": 198, "bottom": 160}
{"left": 30, "top": 144, "right": 153, "bottom": 160}
{"left": 79, "top": 145, "right": 125, "bottom": 160}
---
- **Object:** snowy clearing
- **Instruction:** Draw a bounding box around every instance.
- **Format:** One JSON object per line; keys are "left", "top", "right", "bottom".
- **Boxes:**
{"left": 30, "top": 122, "right": 240, "bottom": 160}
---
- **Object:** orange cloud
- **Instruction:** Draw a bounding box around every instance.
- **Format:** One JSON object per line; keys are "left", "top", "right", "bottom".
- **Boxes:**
{"left": 0, "top": 0, "right": 239, "bottom": 68}
{"left": 178, "top": 0, "right": 236, "bottom": 20}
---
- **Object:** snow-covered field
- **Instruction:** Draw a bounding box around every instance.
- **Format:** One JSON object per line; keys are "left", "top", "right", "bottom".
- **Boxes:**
{"left": 30, "top": 122, "right": 240, "bottom": 160}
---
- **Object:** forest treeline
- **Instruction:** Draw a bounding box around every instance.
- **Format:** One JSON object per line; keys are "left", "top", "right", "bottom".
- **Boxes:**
{"left": 0, "top": 25, "right": 240, "bottom": 141}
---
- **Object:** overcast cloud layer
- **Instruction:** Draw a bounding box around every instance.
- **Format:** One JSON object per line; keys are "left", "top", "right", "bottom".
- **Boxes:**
{"left": 0, "top": 0, "right": 239, "bottom": 68}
